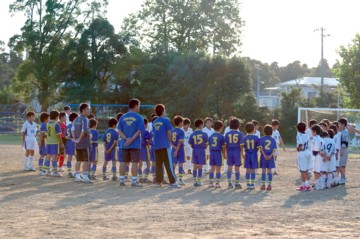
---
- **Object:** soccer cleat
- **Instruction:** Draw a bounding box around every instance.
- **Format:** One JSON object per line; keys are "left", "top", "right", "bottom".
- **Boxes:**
{"left": 215, "top": 183, "right": 221, "bottom": 188}
{"left": 266, "top": 185, "right": 272, "bottom": 191}
{"left": 339, "top": 178, "right": 347, "bottom": 185}
{"left": 119, "top": 181, "right": 126, "bottom": 186}
{"left": 197, "top": 181, "right": 203, "bottom": 186}
{"left": 194, "top": 181, "right": 199, "bottom": 187}
{"left": 131, "top": 182, "right": 143, "bottom": 188}
{"left": 51, "top": 172, "right": 61, "bottom": 177}
{"left": 162, "top": 179, "right": 169, "bottom": 184}
{"left": 178, "top": 179, "right": 185, "bottom": 185}
{"left": 23, "top": 167, "right": 29, "bottom": 171}
{"left": 81, "top": 175, "right": 92, "bottom": 183}
{"left": 38, "top": 171, "right": 45, "bottom": 176}
{"left": 139, "top": 178, "right": 143, "bottom": 183}
{"left": 156, "top": 183, "right": 162, "bottom": 188}
{"left": 112, "top": 175, "right": 118, "bottom": 181}
{"left": 260, "top": 185, "right": 266, "bottom": 191}
{"left": 187, "top": 169, "right": 192, "bottom": 174}
{"left": 168, "top": 183, "right": 181, "bottom": 188}
{"left": 235, "top": 183, "right": 242, "bottom": 189}
{"left": 67, "top": 172, "right": 75, "bottom": 178}
{"left": 142, "top": 178, "right": 152, "bottom": 183}
{"left": 305, "top": 185, "right": 311, "bottom": 191}
{"left": 273, "top": 172, "right": 278, "bottom": 176}
{"left": 75, "top": 174, "right": 82, "bottom": 182}
{"left": 208, "top": 182, "right": 214, "bottom": 188}
{"left": 297, "top": 186, "right": 306, "bottom": 191}
{"left": 103, "top": 175, "right": 110, "bottom": 181}
{"left": 28, "top": 167, "right": 36, "bottom": 171}
{"left": 228, "top": 183, "right": 234, "bottom": 189}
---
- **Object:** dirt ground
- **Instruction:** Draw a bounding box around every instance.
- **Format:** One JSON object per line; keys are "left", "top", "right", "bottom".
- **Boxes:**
{"left": 0, "top": 144, "right": 360, "bottom": 239}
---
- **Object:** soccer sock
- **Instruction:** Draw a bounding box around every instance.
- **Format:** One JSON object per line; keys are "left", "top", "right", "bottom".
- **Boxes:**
{"left": 261, "top": 173, "right": 266, "bottom": 185}
{"left": 235, "top": 172, "right": 240, "bottom": 184}
{"left": 23, "top": 156, "right": 28, "bottom": 169}
{"left": 51, "top": 161, "right": 58, "bottom": 172}
{"left": 145, "top": 168, "right": 150, "bottom": 178}
{"left": 268, "top": 173, "right": 273, "bottom": 185}
{"left": 38, "top": 158, "right": 44, "bottom": 171}
{"left": 66, "top": 161, "right": 72, "bottom": 172}
{"left": 28, "top": 156, "right": 34, "bottom": 168}
{"left": 125, "top": 165, "right": 130, "bottom": 175}
{"left": 58, "top": 155, "right": 65, "bottom": 168}
{"left": 132, "top": 176, "right": 137, "bottom": 183}
{"left": 187, "top": 160, "right": 191, "bottom": 170}
{"left": 179, "top": 166, "right": 184, "bottom": 179}
{"left": 142, "top": 161, "right": 147, "bottom": 169}
{"left": 198, "top": 168, "right": 203, "bottom": 182}
{"left": 44, "top": 159, "right": 50, "bottom": 172}
{"left": 151, "top": 165, "right": 156, "bottom": 175}
{"left": 327, "top": 174, "right": 333, "bottom": 187}
{"left": 92, "top": 165, "right": 97, "bottom": 175}
{"left": 112, "top": 166, "right": 116, "bottom": 176}
{"left": 83, "top": 171, "right": 89, "bottom": 177}
{"left": 216, "top": 173, "right": 221, "bottom": 183}
{"left": 138, "top": 169, "right": 143, "bottom": 178}
{"left": 209, "top": 172, "right": 214, "bottom": 182}
{"left": 193, "top": 170, "right": 197, "bottom": 182}
{"left": 119, "top": 176, "right": 125, "bottom": 182}
{"left": 102, "top": 166, "right": 106, "bottom": 175}
{"left": 251, "top": 173, "right": 256, "bottom": 185}
{"left": 246, "top": 172, "right": 250, "bottom": 185}
{"left": 227, "top": 170, "right": 232, "bottom": 183}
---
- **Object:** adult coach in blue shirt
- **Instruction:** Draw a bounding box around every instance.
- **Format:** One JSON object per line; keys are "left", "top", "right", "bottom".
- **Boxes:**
{"left": 118, "top": 99, "right": 145, "bottom": 187}
{"left": 153, "top": 104, "right": 181, "bottom": 188}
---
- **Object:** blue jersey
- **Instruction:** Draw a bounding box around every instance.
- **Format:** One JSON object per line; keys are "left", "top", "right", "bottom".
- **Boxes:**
{"left": 149, "top": 130, "right": 155, "bottom": 146}
{"left": 225, "top": 130, "right": 244, "bottom": 150}
{"left": 90, "top": 129, "right": 99, "bottom": 146}
{"left": 259, "top": 136, "right": 277, "bottom": 156}
{"left": 40, "top": 122, "right": 47, "bottom": 144}
{"left": 117, "top": 112, "right": 145, "bottom": 149}
{"left": 103, "top": 128, "right": 118, "bottom": 150}
{"left": 65, "top": 123, "right": 74, "bottom": 139}
{"left": 141, "top": 129, "right": 151, "bottom": 147}
{"left": 171, "top": 127, "right": 185, "bottom": 148}
{"left": 243, "top": 134, "right": 260, "bottom": 153}
{"left": 153, "top": 117, "right": 173, "bottom": 150}
{"left": 209, "top": 132, "right": 225, "bottom": 151}
{"left": 189, "top": 130, "right": 208, "bottom": 149}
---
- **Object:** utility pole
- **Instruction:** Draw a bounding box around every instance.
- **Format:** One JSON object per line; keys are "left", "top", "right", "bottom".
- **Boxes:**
{"left": 256, "top": 65, "right": 260, "bottom": 104}
{"left": 314, "top": 27, "right": 330, "bottom": 94}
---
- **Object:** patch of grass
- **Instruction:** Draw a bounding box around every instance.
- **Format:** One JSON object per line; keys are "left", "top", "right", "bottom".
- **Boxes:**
{"left": 0, "top": 134, "right": 22, "bottom": 145}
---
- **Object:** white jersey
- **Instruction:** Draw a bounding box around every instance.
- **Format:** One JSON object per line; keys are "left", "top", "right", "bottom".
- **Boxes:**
{"left": 272, "top": 129, "right": 281, "bottom": 146}
{"left": 323, "top": 138, "right": 335, "bottom": 157}
{"left": 66, "top": 114, "right": 71, "bottom": 126}
{"left": 255, "top": 130, "right": 261, "bottom": 138}
{"left": 311, "top": 135, "right": 324, "bottom": 152}
{"left": 182, "top": 127, "right": 193, "bottom": 147}
{"left": 147, "top": 122, "right": 153, "bottom": 133}
{"left": 202, "top": 127, "right": 214, "bottom": 137}
{"left": 296, "top": 132, "right": 310, "bottom": 152}
{"left": 334, "top": 132, "right": 341, "bottom": 151}
{"left": 21, "top": 121, "right": 37, "bottom": 137}
{"left": 224, "top": 126, "right": 230, "bottom": 136}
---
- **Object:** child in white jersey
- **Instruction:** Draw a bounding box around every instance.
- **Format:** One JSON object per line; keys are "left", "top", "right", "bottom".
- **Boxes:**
{"left": 21, "top": 111, "right": 38, "bottom": 171}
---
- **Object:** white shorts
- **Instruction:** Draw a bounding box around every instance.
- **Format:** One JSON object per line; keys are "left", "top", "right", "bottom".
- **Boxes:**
{"left": 274, "top": 148, "right": 280, "bottom": 157}
{"left": 324, "top": 156, "right": 336, "bottom": 173}
{"left": 335, "top": 151, "right": 340, "bottom": 168}
{"left": 297, "top": 151, "right": 312, "bottom": 172}
{"left": 205, "top": 147, "right": 210, "bottom": 156}
{"left": 24, "top": 136, "right": 38, "bottom": 151}
{"left": 312, "top": 154, "right": 324, "bottom": 173}
{"left": 185, "top": 145, "right": 192, "bottom": 158}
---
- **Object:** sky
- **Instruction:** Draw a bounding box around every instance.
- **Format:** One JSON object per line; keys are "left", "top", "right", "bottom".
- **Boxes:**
{"left": 1, "top": 0, "right": 360, "bottom": 67}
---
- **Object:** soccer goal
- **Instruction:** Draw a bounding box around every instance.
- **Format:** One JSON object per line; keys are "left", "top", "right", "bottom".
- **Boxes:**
{"left": 298, "top": 107, "right": 360, "bottom": 148}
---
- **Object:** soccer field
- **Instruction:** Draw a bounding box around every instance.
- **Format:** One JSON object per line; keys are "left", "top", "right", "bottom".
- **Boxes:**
{"left": 0, "top": 144, "right": 360, "bottom": 238}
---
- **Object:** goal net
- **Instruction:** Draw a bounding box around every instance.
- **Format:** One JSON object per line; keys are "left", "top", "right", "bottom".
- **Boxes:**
{"left": 298, "top": 107, "right": 360, "bottom": 148}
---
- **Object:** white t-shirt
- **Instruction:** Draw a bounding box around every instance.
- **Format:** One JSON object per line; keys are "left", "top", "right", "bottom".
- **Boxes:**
{"left": 296, "top": 132, "right": 310, "bottom": 151}
{"left": 334, "top": 132, "right": 341, "bottom": 151}
{"left": 255, "top": 130, "right": 261, "bottom": 138}
{"left": 147, "top": 122, "right": 153, "bottom": 133}
{"left": 323, "top": 137, "right": 335, "bottom": 157}
{"left": 66, "top": 114, "right": 70, "bottom": 126}
{"left": 202, "top": 127, "right": 214, "bottom": 137}
{"left": 182, "top": 127, "right": 193, "bottom": 147}
{"left": 311, "top": 135, "right": 324, "bottom": 152}
{"left": 21, "top": 121, "right": 37, "bottom": 137}
{"left": 272, "top": 129, "right": 281, "bottom": 146}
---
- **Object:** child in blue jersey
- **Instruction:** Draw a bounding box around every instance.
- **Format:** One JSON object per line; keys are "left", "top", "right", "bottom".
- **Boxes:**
{"left": 89, "top": 119, "right": 99, "bottom": 180}
{"left": 65, "top": 112, "right": 78, "bottom": 178}
{"left": 189, "top": 119, "right": 209, "bottom": 187}
{"left": 171, "top": 116, "right": 186, "bottom": 185}
{"left": 224, "top": 118, "right": 244, "bottom": 189}
{"left": 116, "top": 113, "right": 128, "bottom": 181}
{"left": 150, "top": 116, "right": 158, "bottom": 183}
{"left": 208, "top": 120, "right": 226, "bottom": 188}
{"left": 259, "top": 125, "right": 277, "bottom": 190}
{"left": 243, "top": 122, "right": 260, "bottom": 189}
{"left": 103, "top": 118, "right": 118, "bottom": 181}
{"left": 38, "top": 112, "right": 49, "bottom": 175}
{"left": 139, "top": 118, "right": 151, "bottom": 183}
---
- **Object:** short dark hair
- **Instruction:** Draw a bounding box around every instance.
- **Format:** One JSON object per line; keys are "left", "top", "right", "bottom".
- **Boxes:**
{"left": 194, "top": 119, "right": 204, "bottom": 128}
{"left": 252, "top": 120, "right": 259, "bottom": 126}
{"left": 26, "top": 111, "right": 35, "bottom": 118}
{"left": 116, "top": 113, "right": 124, "bottom": 121}
{"left": 129, "top": 98, "right": 140, "bottom": 109}
{"left": 309, "top": 119, "right": 317, "bottom": 127}
{"left": 90, "top": 119, "right": 98, "bottom": 128}
{"left": 321, "top": 130, "right": 328, "bottom": 138}
{"left": 183, "top": 118, "right": 191, "bottom": 126}
{"left": 319, "top": 122, "right": 328, "bottom": 128}
{"left": 311, "top": 125, "right": 322, "bottom": 135}
{"left": 40, "top": 112, "right": 49, "bottom": 122}
{"left": 88, "top": 113, "right": 95, "bottom": 119}
{"left": 108, "top": 117, "right": 118, "bottom": 128}
{"left": 213, "top": 120, "right": 224, "bottom": 131}
{"left": 230, "top": 118, "right": 240, "bottom": 130}
{"left": 297, "top": 122, "right": 306, "bottom": 133}
{"left": 271, "top": 119, "right": 280, "bottom": 126}
{"left": 151, "top": 116, "right": 158, "bottom": 123}
{"left": 322, "top": 119, "right": 331, "bottom": 127}
{"left": 173, "top": 115, "right": 184, "bottom": 126}
{"left": 49, "top": 110, "right": 59, "bottom": 120}
{"left": 64, "top": 106, "right": 71, "bottom": 111}
{"left": 338, "top": 118, "right": 348, "bottom": 126}
{"left": 69, "top": 112, "right": 78, "bottom": 122}
{"left": 204, "top": 117, "right": 213, "bottom": 123}
{"left": 245, "top": 122, "right": 255, "bottom": 134}
{"left": 144, "top": 118, "right": 148, "bottom": 125}
{"left": 79, "top": 103, "right": 89, "bottom": 113}
{"left": 59, "top": 112, "right": 66, "bottom": 119}
{"left": 328, "top": 129, "right": 335, "bottom": 139}
{"left": 329, "top": 124, "right": 338, "bottom": 133}
{"left": 154, "top": 104, "right": 165, "bottom": 116}
{"left": 332, "top": 121, "right": 339, "bottom": 127}
{"left": 263, "top": 124, "right": 273, "bottom": 136}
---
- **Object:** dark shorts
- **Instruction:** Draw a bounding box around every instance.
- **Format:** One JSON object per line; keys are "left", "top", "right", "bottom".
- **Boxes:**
{"left": 244, "top": 152, "right": 258, "bottom": 169}
{"left": 76, "top": 148, "right": 91, "bottom": 162}
{"left": 227, "top": 149, "right": 241, "bottom": 167}
{"left": 122, "top": 149, "right": 140, "bottom": 163}
{"left": 140, "top": 146, "right": 149, "bottom": 162}
{"left": 105, "top": 148, "right": 116, "bottom": 161}
{"left": 210, "top": 151, "right": 222, "bottom": 166}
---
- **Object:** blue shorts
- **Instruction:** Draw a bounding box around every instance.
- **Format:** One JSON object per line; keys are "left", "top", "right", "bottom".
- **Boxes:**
{"left": 39, "top": 144, "right": 46, "bottom": 156}
{"left": 210, "top": 151, "right": 222, "bottom": 166}
{"left": 105, "top": 148, "right": 116, "bottom": 161}
{"left": 260, "top": 156, "right": 275, "bottom": 169}
{"left": 192, "top": 148, "right": 206, "bottom": 165}
{"left": 150, "top": 146, "right": 156, "bottom": 162}
{"left": 46, "top": 144, "right": 59, "bottom": 155}
{"left": 227, "top": 149, "right": 241, "bottom": 166}
{"left": 244, "top": 151, "right": 258, "bottom": 169}
{"left": 117, "top": 146, "right": 123, "bottom": 162}
{"left": 66, "top": 140, "right": 75, "bottom": 156}
{"left": 140, "top": 146, "right": 149, "bottom": 162}
{"left": 172, "top": 147, "right": 185, "bottom": 164}
{"left": 90, "top": 145, "right": 98, "bottom": 163}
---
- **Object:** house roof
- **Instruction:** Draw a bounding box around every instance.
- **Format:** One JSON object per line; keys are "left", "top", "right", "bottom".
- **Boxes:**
{"left": 275, "top": 77, "right": 339, "bottom": 88}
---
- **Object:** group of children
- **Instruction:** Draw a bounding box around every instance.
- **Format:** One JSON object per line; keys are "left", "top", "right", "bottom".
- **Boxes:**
{"left": 296, "top": 118, "right": 349, "bottom": 191}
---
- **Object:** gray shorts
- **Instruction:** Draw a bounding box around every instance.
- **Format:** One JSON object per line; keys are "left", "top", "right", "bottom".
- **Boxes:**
{"left": 339, "top": 149, "right": 349, "bottom": 167}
